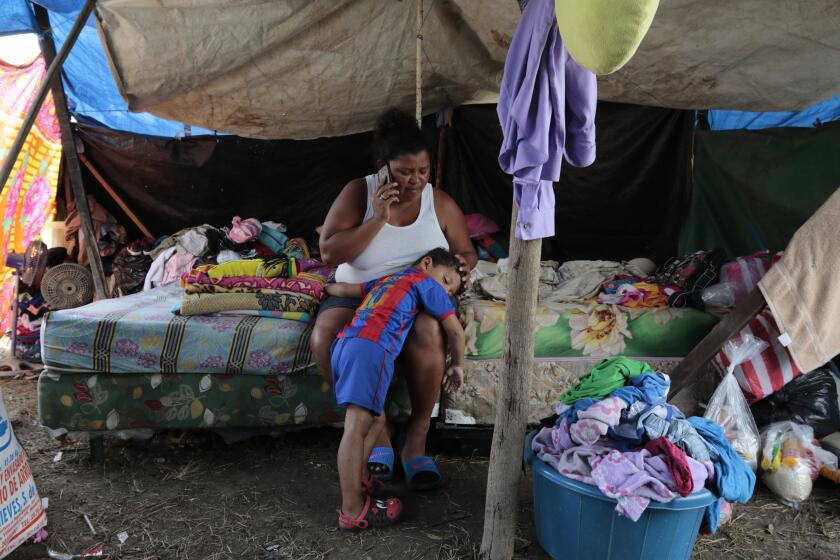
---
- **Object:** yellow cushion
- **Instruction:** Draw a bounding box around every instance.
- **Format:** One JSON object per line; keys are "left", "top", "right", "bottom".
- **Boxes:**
{"left": 555, "top": 0, "right": 659, "bottom": 75}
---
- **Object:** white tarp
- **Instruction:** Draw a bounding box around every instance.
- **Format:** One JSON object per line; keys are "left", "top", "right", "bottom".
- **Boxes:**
{"left": 95, "top": 0, "right": 840, "bottom": 140}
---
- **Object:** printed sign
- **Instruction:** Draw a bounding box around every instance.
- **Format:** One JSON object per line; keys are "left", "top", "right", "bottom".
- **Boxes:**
{"left": 0, "top": 389, "right": 46, "bottom": 558}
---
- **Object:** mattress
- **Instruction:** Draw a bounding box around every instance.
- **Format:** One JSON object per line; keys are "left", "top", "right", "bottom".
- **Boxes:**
{"left": 444, "top": 357, "right": 685, "bottom": 426}
{"left": 41, "top": 285, "right": 313, "bottom": 375}
{"left": 38, "top": 367, "right": 412, "bottom": 434}
{"left": 463, "top": 299, "right": 718, "bottom": 360}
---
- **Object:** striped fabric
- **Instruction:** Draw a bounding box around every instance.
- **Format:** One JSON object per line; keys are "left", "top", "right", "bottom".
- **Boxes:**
{"left": 720, "top": 251, "right": 771, "bottom": 305}
{"left": 712, "top": 308, "right": 801, "bottom": 403}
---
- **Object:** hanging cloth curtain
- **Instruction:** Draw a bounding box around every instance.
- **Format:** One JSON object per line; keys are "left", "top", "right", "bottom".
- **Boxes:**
{"left": 0, "top": 56, "right": 62, "bottom": 334}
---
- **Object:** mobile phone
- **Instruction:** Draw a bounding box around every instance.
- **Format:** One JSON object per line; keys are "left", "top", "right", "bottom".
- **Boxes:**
{"left": 377, "top": 163, "right": 394, "bottom": 186}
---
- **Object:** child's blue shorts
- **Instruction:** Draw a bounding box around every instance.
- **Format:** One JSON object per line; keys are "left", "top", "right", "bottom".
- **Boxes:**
{"left": 330, "top": 337, "right": 394, "bottom": 415}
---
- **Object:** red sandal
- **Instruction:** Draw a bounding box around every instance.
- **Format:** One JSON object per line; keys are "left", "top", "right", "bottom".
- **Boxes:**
{"left": 337, "top": 495, "right": 403, "bottom": 530}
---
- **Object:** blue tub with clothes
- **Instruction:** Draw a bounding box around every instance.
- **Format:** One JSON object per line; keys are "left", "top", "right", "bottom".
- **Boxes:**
{"left": 525, "top": 432, "right": 716, "bottom": 560}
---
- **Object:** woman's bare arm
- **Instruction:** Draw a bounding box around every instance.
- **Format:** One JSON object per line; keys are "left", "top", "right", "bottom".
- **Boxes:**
{"left": 319, "top": 178, "right": 395, "bottom": 266}
{"left": 434, "top": 189, "right": 478, "bottom": 271}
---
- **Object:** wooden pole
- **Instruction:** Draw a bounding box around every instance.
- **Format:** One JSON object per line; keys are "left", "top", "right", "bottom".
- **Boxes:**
{"left": 0, "top": 0, "right": 95, "bottom": 197}
{"left": 415, "top": 0, "right": 423, "bottom": 127}
{"left": 34, "top": 2, "right": 108, "bottom": 300}
{"left": 480, "top": 204, "right": 541, "bottom": 560}
{"left": 78, "top": 153, "right": 154, "bottom": 238}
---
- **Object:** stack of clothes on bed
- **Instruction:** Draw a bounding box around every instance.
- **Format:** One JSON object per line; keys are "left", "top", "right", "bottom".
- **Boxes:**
{"left": 532, "top": 357, "right": 756, "bottom": 531}
{"left": 177, "top": 255, "right": 332, "bottom": 322}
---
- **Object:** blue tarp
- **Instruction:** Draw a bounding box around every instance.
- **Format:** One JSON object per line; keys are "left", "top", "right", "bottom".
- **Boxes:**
{"left": 708, "top": 94, "right": 840, "bottom": 131}
{"left": 0, "top": 1, "right": 217, "bottom": 138}
{"left": 0, "top": 0, "right": 36, "bottom": 37}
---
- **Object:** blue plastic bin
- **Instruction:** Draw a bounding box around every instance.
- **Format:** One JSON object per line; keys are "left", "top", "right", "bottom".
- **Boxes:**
{"left": 524, "top": 432, "right": 715, "bottom": 560}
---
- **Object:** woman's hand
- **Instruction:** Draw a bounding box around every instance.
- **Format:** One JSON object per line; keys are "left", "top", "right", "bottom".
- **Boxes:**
{"left": 372, "top": 181, "right": 400, "bottom": 223}
{"left": 455, "top": 253, "right": 472, "bottom": 293}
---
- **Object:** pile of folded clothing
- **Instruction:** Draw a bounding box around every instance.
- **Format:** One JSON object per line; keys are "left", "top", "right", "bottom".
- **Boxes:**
{"left": 177, "top": 253, "right": 333, "bottom": 323}
{"left": 532, "top": 357, "right": 756, "bottom": 532}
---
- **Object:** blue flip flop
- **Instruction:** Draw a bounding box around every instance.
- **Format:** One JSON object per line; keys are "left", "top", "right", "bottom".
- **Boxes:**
{"left": 403, "top": 455, "right": 443, "bottom": 491}
{"left": 367, "top": 447, "right": 395, "bottom": 481}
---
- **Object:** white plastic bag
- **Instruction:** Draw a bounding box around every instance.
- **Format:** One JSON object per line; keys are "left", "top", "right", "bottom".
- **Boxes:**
{"left": 704, "top": 335, "right": 766, "bottom": 471}
{"left": 760, "top": 421, "right": 838, "bottom": 507}
{"left": 701, "top": 282, "right": 737, "bottom": 308}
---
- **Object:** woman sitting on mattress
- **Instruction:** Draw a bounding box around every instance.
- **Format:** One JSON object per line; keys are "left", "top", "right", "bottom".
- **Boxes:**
{"left": 311, "top": 108, "right": 477, "bottom": 490}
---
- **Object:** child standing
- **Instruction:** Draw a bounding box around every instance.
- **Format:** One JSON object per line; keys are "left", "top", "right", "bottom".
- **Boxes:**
{"left": 326, "top": 248, "right": 466, "bottom": 530}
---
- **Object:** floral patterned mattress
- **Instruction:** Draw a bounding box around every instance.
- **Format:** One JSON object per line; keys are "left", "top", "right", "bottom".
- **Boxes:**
{"left": 38, "top": 368, "right": 412, "bottom": 435}
{"left": 41, "top": 285, "right": 313, "bottom": 375}
{"left": 463, "top": 299, "right": 718, "bottom": 360}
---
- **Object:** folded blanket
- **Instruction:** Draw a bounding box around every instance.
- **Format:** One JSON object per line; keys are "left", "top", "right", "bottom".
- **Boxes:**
{"left": 182, "top": 279, "right": 325, "bottom": 301}
{"left": 178, "top": 291, "right": 319, "bottom": 316}
{"left": 199, "top": 310, "right": 312, "bottom": 322}
{"left": 759, "top": 187, "right": 840, "bottom": 373}
{"left": 181, "top": 270, "right": 327, "bottom": 300}
{"left": 205, "top": 258, "right": 298, "bottom": 280}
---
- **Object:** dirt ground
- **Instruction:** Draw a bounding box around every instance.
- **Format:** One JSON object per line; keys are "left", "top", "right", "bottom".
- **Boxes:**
{"left": 0, "top": 376, "right": 838, "bottom": 560}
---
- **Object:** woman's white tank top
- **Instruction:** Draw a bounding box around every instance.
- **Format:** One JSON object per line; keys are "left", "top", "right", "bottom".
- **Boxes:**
{"left": 334, "top": 174, "right": 450, "bottom": 284}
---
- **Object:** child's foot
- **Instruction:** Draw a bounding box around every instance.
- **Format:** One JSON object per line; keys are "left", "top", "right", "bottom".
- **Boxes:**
{"left": 361, "top": 473, "right": 387, "bottom": 497}
{"left": 338, "top": 495, "right": 403, "bottom": 530}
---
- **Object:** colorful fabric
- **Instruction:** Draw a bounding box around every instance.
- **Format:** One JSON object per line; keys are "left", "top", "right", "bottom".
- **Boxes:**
{"left": 569, "top": 396, "right": 626, "bottom": 446}
{"left": 37, "top": 367, "right": 412, "bottom": 434}
{"left": 643, "top": 414, "right": 713, "bottom": 463}
{"left": 720, "top": 251, "right": 772, "bottom": 305}
{"left": 0, "top": 57, "right": 61, "bottom": 333}
{"left": 444, "top": 357, "right": 685, "bottom": 426}
{"left": 598, "top": 282, "right": 671, "bottom": 308}
{"left": 42, "top": 285, "right": 313, "bottom": 375}
{"left": 204, "top": 310, "right": 311, "bottom": 322}
{"left": 559, "top": 357, "right": 653, "bottom": 404}
{"left": 339, "top": 268, "right": 455, "bottom": 355}
{"left": 463, "top": 299, "right": 718, "bottom": 360}
{"left": 228, "top": 216, "right": 261, "bottom": 244}
{"left": 178, "top": 291, "right": 319, "bottom": 317}
{"left": 688, "top": 417, "right": 756, "bottom": 533}
{"left": 331, "top": 337, "right": 394, "bottom": 415}
{"left": 283, "top": 238, "right": 310, "bottom": 260}
{"left": 711, "top": 307, "right": 801, "bottom": 403}
{"left": 590, "top": 449, "right": 677, "bottom": 522}
{"left": 206, "top": 258, "right": 298, "bottom": 280}
{"left": 644, "top": 437, "right": 695, "bottom": 497}
{"left": 181, "top": 269, "right": 328, "bottom": 300}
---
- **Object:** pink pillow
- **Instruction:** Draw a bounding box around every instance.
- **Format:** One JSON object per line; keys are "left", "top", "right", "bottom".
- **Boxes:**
{"left": 465, "top": 214, "right": 500, "bottom": 239}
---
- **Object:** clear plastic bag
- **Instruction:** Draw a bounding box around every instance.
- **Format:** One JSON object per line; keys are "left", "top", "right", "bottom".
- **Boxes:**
{"left": 701, "top": 282, "right": 738, "bottom": 308}
{"left": 704, "top": 335, "right": 766, "bottom": 471}
{"left": 760, "top": 421, "right": 839, "bottom": 507}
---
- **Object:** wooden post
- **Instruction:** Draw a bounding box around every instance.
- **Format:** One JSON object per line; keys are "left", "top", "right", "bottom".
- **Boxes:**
{"left": 480, "top": 204, "right": 541, "bottom": 560}
{"left": 34, "top": 2, "right": 108, "bottom": 300}
{"left": 415, "top": 0, "right": 423, "bottom": 127}
{"left": 668, "top": 287, "right": 766, "bottom": 398}
{"left": 0, "top": 0, "right": 95, "bottom": 197}
{"left": 78, "top": 153, "right": 154, "bottom": 238}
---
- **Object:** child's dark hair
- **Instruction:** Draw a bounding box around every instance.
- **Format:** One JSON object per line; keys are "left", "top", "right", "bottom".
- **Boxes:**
{"left": 415, "top": 248, "right": 461, "bottom": 270}
{"left": 372, "top": 108, "right": 428, "bottom": 163}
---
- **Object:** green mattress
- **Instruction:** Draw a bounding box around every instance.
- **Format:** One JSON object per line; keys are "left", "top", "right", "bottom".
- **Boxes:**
{"left": 463, "top": 299, "right": 718, "bottom": 360}
{"left": 38, "top": 368, "right": 411, "bottom": 434}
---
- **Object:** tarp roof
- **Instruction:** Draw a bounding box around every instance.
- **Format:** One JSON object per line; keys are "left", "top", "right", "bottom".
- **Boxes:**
{"left": 3, "top": 0, "right": 840, "bottom": 139}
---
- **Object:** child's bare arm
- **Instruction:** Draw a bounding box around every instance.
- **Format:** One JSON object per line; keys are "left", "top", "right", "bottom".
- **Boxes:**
{"left": 440, "top": 314, "right": 466, "bottom": 392}
{"left": 326, "top": 282, "right": 363, "bottom": 298}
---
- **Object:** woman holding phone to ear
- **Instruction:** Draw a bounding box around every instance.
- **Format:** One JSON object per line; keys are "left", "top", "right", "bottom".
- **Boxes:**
{"left": 312, "top": 108, "right": 477, "bottom": 490}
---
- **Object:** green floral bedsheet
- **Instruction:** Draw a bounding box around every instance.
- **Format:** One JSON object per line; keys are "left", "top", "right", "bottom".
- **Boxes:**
{"left": 463, "top": 299, "right": 718, "bottom": 360}
{"left": 38, "top": 368, "right": 411, "bottom": 433}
